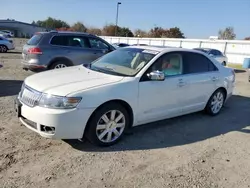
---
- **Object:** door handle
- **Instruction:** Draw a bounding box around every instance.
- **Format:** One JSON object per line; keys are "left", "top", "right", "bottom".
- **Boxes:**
{"left": 178, "top": 79, "right": 186, "bottom": 87}
{"left": 211, "top": 76, "right": 219, "bottom": 81}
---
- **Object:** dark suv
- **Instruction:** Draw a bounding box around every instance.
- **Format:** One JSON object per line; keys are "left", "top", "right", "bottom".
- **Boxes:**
{"left": 21, "top": 31, "right": 116, "bottom": 72}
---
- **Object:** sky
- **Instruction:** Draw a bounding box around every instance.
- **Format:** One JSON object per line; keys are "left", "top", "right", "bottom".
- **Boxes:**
{"left": 1, "top": 0, "right": 250, "bottom": 39}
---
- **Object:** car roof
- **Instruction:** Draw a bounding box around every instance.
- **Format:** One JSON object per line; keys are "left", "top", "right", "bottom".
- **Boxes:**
{"left": 194, "top": 47, "right": 213, "bottom": 51}
{"left": 125, "top": 45, "right": 205, "bottom": 54}
{"left": 36, "top": 31, "right": 96, "bottom": 37}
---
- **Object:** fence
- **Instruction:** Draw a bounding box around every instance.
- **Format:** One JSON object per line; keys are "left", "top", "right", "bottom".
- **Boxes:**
{"left": 100, "top": 36, "right": 250, "bottom": 65}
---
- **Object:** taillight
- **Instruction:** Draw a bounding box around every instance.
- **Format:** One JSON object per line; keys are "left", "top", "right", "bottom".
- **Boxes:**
{"left": 28, "top": 47, "right": 42, "bottom": 54}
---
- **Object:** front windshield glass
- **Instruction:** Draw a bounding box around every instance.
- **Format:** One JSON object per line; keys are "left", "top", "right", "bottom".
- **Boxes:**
{"left": 90, "top": 48, "right": 159, "bottom": 76}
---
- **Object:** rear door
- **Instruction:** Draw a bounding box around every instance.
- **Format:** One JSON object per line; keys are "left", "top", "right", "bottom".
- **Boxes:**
{"left": 50, "top": 35, "right": 98, "bottom": 65}
{"left": 180, "top": 52, "right": 220, "bottom": 114}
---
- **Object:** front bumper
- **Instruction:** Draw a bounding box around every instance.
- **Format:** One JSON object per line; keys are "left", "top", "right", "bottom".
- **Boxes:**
{"left": 14, "top": 97, "right": 95, "bottom": 139}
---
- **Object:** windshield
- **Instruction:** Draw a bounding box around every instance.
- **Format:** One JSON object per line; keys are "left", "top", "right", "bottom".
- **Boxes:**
{"left": 90, "top": 48, "right": 159, "bottom": 76}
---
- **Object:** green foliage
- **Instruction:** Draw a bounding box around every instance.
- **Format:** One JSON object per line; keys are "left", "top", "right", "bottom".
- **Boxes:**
{"left": 35, "top": 17, "right": 70, "bottom": 29}
{"left": 71, "top": 22, "right": 87, "bottom": 32}
{"left": 218, "top": 27, "right": 236, "bottom": 40}
{"left": 148, "top": 27, "right": 185, "bottom": 38}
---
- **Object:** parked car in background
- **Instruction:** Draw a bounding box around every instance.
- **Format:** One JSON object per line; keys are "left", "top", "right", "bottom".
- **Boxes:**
{"left": 112, "top": 43, "right": 130, "bottom": 48}
{"left": 21, "top": 31, "right": 116, "bottom": 72}
{"left": 15, "top": 46, "right": 235, "bottom": 146}
{"left": 0, "top": 36, "right": 15, "bottom": 53}
{"left": 132, "top": 44, "right": 148, "bottom": 46}
{"left": 193, "top": 48, "right": 228, "bottom": 66}
{"left": 0, "top": 30, "right": 14, "bottom": 37}
{"left": 0, "top": 31, "right": 10, "bottom": 38}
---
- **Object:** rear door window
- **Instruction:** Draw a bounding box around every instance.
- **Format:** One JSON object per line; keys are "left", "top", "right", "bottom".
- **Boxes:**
{"left": 50, "top": 35, "right": 68, "bottom": 46}
{"left": 27, "top": 34, "right": 43, "bottom": 45}
{"left": 67, "top": 36, "right": 90, "bottom": 48}
{"left": 182, "top": 52, "right": 218, "bottom": 74}
{"left": 50, "top": 35, "right": 90, "bottom": 48}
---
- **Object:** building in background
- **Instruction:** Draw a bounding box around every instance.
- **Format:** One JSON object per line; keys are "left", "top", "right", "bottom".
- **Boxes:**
{"left": 0, "top": 19, "right": 47, "bottom": 38}
{"left": 209, "top": 36, "right": 219, "bottom": 40}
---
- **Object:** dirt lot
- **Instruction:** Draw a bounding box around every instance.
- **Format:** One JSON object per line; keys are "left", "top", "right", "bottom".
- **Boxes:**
{"left": 0, "top": 47, "right": 250, "bottom": 188}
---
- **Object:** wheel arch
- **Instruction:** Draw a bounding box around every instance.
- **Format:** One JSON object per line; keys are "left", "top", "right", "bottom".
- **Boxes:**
{"left": 48, "top": 57, "right": 74, "bottom": 69}
{"left": 83, "top": 99, "right": 134, "bottom": 137}
{"left": 206, "top": 87, "right": 227, "bottom": 107}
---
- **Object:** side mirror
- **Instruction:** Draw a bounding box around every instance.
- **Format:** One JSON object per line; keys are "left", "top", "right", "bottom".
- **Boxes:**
{"left": 147, "top": 70, "right": 165, "bottom": 81}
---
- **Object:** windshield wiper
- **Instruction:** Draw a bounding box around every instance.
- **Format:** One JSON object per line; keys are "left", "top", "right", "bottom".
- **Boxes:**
{"left": 91, "top": 66, "right": 126, "bottom": 77}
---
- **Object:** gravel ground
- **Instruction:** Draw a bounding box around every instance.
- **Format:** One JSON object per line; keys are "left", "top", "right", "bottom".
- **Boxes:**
{"left": 0, "top": 47, "right": 250, "bottom": 188}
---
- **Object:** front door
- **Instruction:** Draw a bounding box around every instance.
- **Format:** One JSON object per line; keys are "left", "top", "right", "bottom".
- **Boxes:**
{"left": 88, "top": 38, "right": 111, "bottom": 62}
{"left": 137, "top": 52, "right": 184, "bottom": 124}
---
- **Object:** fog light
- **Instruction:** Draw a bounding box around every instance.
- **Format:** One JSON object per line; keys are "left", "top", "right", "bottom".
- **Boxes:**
{"left": 41, "top": 125, "right": 55, "bottom": 134}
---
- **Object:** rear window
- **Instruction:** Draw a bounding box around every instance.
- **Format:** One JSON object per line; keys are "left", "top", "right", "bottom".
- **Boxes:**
{"left": 27, "top": 34, "right": 43, "bottom": 45}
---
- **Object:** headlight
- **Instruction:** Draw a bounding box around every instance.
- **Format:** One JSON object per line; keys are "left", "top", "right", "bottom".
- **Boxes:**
{"left": 38, "top": 93, "right": 82, "bottom": 109}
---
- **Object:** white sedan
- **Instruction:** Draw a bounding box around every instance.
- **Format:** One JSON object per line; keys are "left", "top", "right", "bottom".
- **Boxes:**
{"left": 15, "top": 46, "right": 235, "bottom": 146}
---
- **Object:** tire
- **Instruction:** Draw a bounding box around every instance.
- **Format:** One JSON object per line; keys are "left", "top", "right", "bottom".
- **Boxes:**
{"left": 85, "top": 102, "right": 129, "bottom": 146}
{"left": 205, "top": 89, "right": 225, "bottom": 116}
{"left": 222, "top": 61, "right": 226, "bottom": 66}
{"left": 49, "top": 60, "right": 71, "bottom": 70}
{"left": 0, "top": 45, "right": 8, "bottom": 53}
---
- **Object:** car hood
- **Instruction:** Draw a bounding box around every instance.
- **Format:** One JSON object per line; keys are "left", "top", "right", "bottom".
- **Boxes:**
{"left": 24, "top": 65, "right": 124, "bottom": 96}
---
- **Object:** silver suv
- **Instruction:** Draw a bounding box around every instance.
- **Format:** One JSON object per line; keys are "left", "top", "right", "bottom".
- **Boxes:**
{"left": 22, "top": 31, "right": 116, "bottom": 72}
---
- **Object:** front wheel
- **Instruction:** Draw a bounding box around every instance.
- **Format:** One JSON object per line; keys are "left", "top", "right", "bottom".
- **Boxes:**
{"left": 205, "top": 89, "right": 225, "bottom": 116}
{"left": 85, "top": 103, "right": 129, "bottom": 146}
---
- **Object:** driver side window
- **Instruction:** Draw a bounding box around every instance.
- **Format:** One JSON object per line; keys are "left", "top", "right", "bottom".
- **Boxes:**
{"left": 151, "top": 53, "right": 183, "bottom": 77}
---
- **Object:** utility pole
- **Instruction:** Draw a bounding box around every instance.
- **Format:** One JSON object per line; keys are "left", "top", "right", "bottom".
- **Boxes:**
{"left": 115, "top": 2, "right": 121, "bottom": 36}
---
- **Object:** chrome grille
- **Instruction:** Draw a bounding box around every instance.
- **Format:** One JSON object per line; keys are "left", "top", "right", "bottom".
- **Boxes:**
{"left": 19, "top": 85, "right": 41, "bottom": 107}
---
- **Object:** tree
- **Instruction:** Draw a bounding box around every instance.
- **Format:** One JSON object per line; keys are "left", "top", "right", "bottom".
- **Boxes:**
{"left": 134, "top": 29, "right": 148, "bottom": 37}
{"left": 148, "top": 27, "right": 167, "bottom": 38}
{"left": 87, "top": 27, "right": 102, "bottom": 35}
{"left": 101, "top": 24, "right": 134, "bottom": 37}
{"left": 117, "top": 27, "right": 134, "bottom": 37}
{"left": 35, "top": 17, "right": 70, "bottom": 29}
{"left": 102, "top": 24, "right": 116, "bottom": 36}
{"left": 244, "top": 37, "right": 250, "bottom": 40}
{"left": 71, "top": 22, "right": 87, "bottom": 32}
{"left": 218, "top": 27, "right": 236, "bottom": 40}
{"left": 164, "top": 27, "right": 185, "bottom": 38}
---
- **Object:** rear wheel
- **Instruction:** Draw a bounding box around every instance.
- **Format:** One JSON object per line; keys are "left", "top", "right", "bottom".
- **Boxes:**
{"left": 49, "top": 61, "right": 71, "bottom": 70}
{"left": 205, "top": 89, "right": 225, "bottom": 116}
{"left": 85, "top": 102, "right": 129, "bottom": 146}
{"left": 0, "top": 45, "right": 8, "bottom": 53}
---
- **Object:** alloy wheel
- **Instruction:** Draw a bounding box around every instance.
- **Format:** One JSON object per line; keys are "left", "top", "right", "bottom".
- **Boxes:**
{"left": 96, "top": 110, "right": 126, "bottom": 143}
{"left": 210, "top": 91, "right": 224, "bottom": 114}
{"left": 54, "top": 64, "right": 67, "bottom": 69}
{"left": 0, "top": 46, "right": 7, "bottom": 53}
